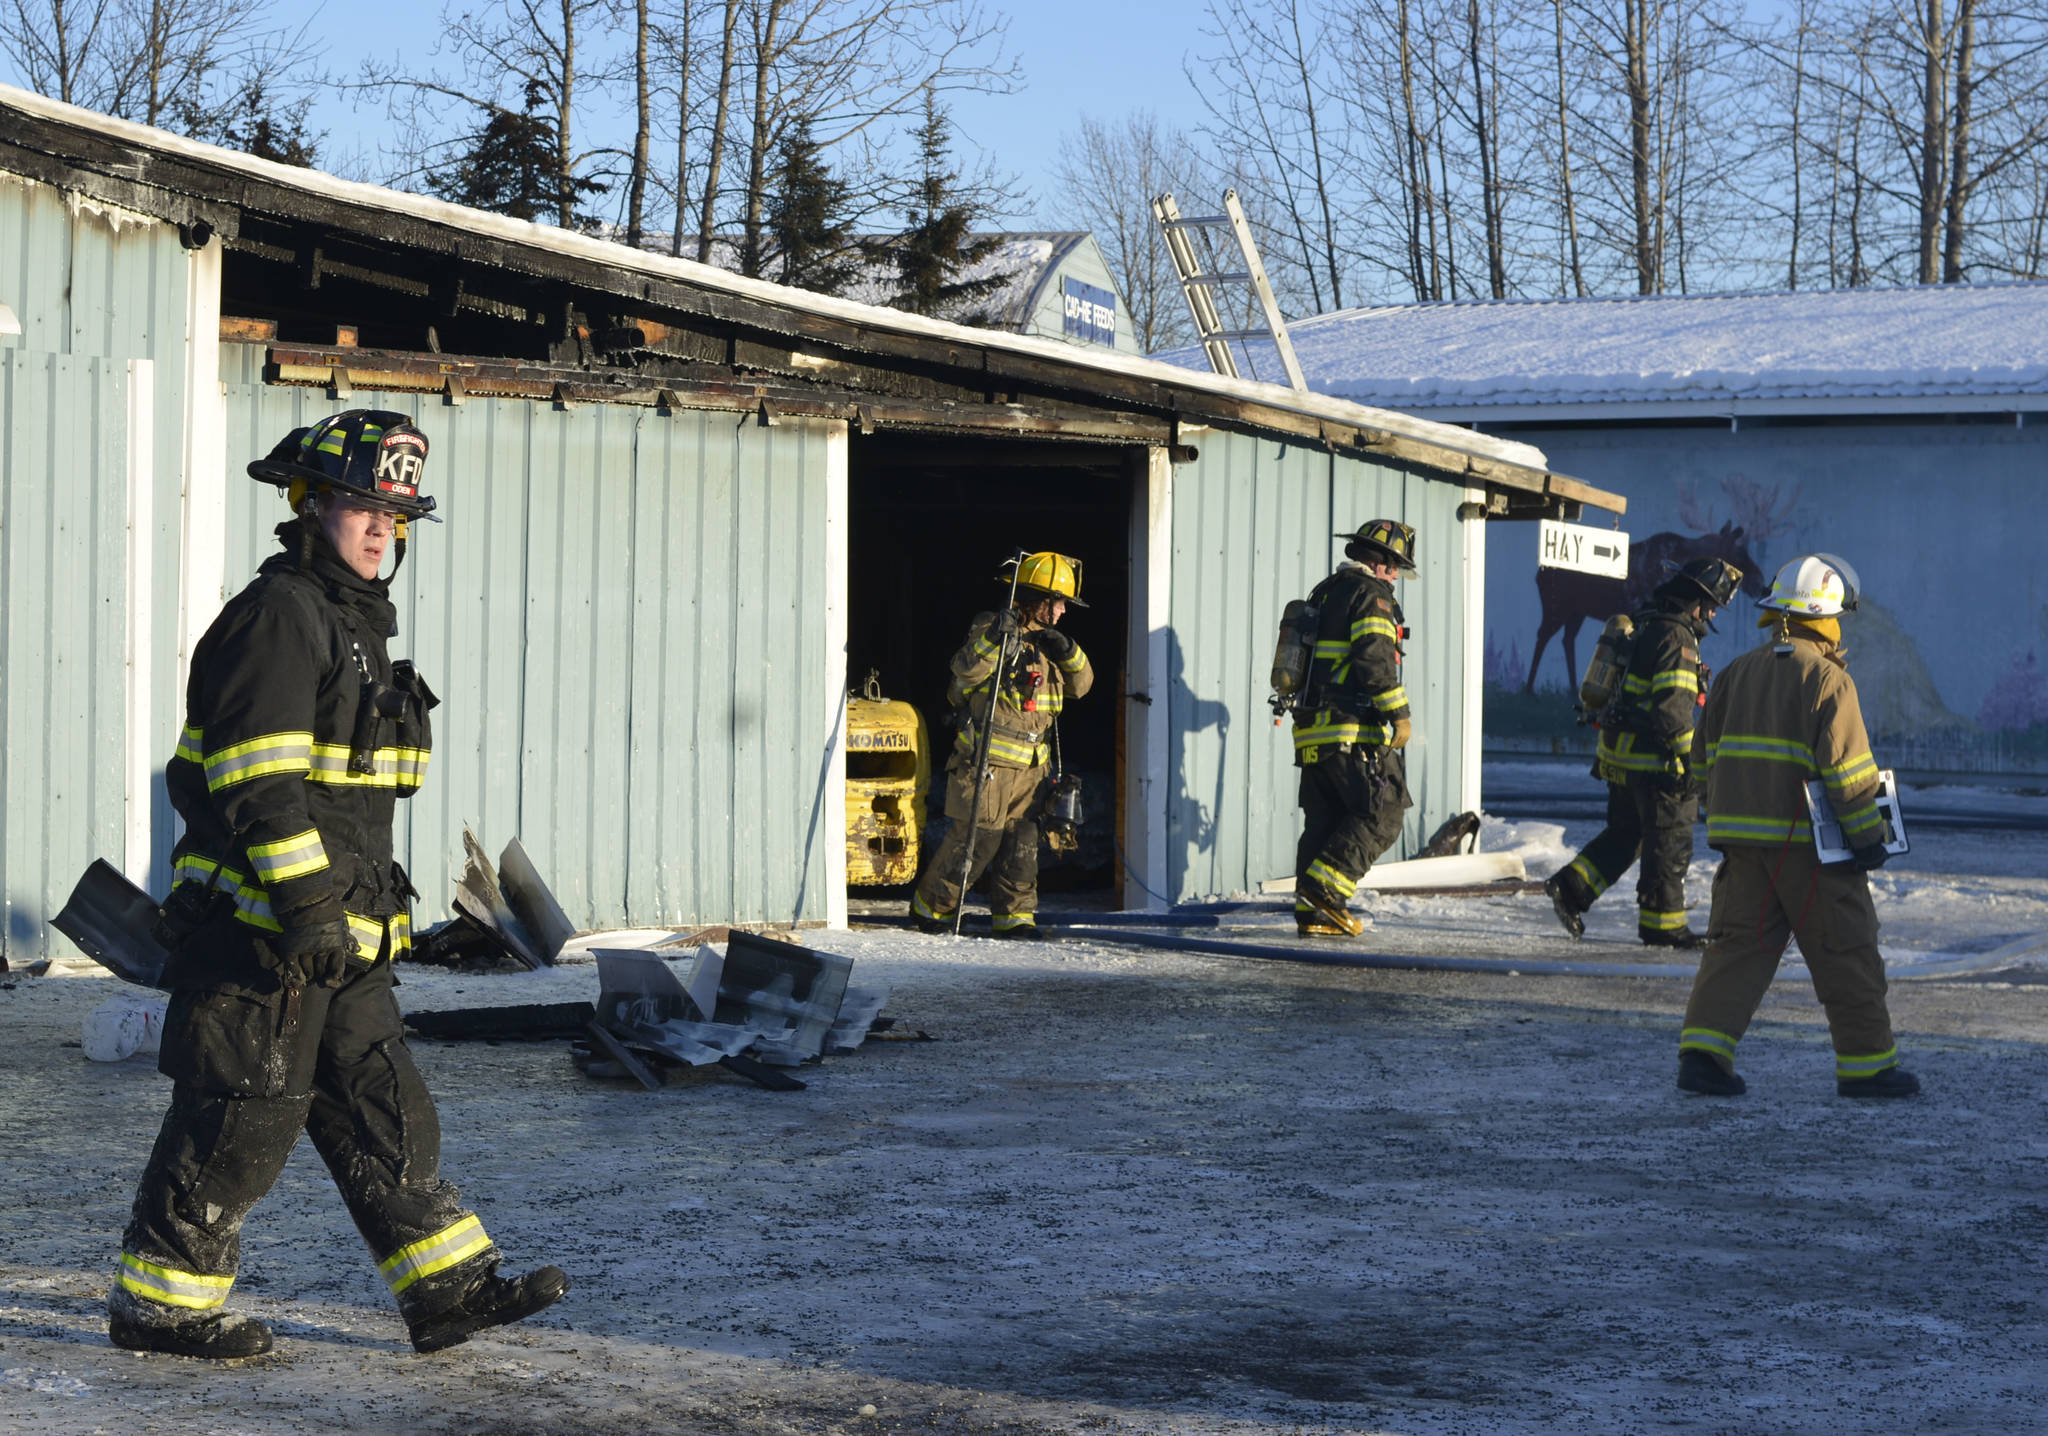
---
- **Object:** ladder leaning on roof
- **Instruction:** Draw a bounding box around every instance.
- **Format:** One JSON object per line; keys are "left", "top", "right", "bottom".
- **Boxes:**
{"left": 1151, "top": 190, "right": 1308, "bottom": 393}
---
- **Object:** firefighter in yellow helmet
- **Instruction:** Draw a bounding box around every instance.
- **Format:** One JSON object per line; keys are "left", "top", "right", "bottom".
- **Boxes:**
{"left": 910, "top": 551, "right": 1094, "bottom": 940}
{"left": 1290, "top": 520, "right": 1416, "bottom": 937}
{"left": 1678, "top": 552, "right": 1919, "bottom": 1099}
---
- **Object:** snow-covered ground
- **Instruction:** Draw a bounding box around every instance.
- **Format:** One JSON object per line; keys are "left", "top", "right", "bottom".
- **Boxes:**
{"left": 4, "top": 764, "right": 2046, "bottom": 1433}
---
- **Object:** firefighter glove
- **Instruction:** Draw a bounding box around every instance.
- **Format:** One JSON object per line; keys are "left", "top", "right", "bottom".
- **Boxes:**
{"left": 1032, "top": 627, "right": 1076, "bottom": 664}
{"left": 1849, "top": 842, "right": 1890, "bottom": 872}
{"left": 1389, "top": 716, "right": 1412, "bottom": 749}
{"left": 990, "top": 608, "right": 1022, "bottom": 644}
{"left": 264, "top": 918, "right": 362, "bottom": 989}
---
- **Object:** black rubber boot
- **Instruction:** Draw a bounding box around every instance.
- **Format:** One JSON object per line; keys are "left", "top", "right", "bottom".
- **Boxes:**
{"left": 1838, "top": 1066, "right": 1921, "bottom": 1099}
{"left": 1544, "top": 876, "right": 1586, "bottom": 940}
{"left": 1640, "top": 927, "right": 1705, "bottom": 949}
{"left": 407, "top": 1265, "right": 569, "bottom": 1355}
{"left": 108, "top": 1286, "right": 273, "bottom": 1360}
{"left": 1677, "top": 1049, "right": 1746, "bottom": 1096}
{"left": 989, "top": 923, "right": 1044, "bottom": 941}
{"left": 909, "top": 908, "right": 954, "bottom": 935}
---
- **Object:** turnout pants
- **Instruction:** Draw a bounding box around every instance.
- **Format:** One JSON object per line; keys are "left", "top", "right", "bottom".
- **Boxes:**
{"left": 1295, "top": 746, "right": 1410, "bottom": 913}
{"left": 1559, "top": 773, "right": 1696, "bottom": 937}
{"left": 116, "top": 920, "right": 494, "bottom": 1324}
{"left": 1680, "top": 843, "right": 1899, "bottom": 1080}
{"left": 913, "top": 760, "right": 1048, "bottom": 927}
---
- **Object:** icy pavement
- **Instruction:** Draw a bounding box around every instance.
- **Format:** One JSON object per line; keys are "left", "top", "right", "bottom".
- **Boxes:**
{"left": 4, "top": 781, "right": 2047, "bottom": 1433}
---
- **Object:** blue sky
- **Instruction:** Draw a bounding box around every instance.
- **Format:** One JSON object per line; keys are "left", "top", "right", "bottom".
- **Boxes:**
{"left": 294, "top": 0, "right": 1213, "bottom": 228}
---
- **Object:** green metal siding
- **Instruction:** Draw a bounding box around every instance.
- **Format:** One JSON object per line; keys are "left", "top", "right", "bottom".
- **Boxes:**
{"left": 0, "top": 352, "right": 131, "bottom": 961}
{"left": 1166, "top": 429, "right": 1471, "bottom": 903}
{"left": 0, "top": 170, "right": 192, "bottom": 960}
{"left": 220, "top": 345, "right": 836, "bottom": 929}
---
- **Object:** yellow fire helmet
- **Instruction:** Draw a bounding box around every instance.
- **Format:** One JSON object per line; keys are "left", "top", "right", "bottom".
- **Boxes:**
{"left": 1338, "top": 518, "right": 1417, "bottom": 571}
{"left": 1005, "top": 551, "right": 1088, "bottom": 608}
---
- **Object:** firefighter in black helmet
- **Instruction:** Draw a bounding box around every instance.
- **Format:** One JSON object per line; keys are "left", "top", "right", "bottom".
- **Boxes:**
{"left": 1291, "top": 519, "right": 1418, "bottom": 937}
{"left": 108, "top": 411, "right": 567, "bottom": 1360}
{"left": 1546, "top": 555, "right": 1743, "bottom": 947}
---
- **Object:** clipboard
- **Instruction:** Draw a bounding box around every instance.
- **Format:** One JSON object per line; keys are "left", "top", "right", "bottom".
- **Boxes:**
{"left": 1804, "top": 769, "right": 1909, "bottom": 863}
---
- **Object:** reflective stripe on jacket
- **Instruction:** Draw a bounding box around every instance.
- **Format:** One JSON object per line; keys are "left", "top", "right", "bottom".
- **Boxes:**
{"left": 1293, "top": 563, "right": 1407, "bottom": 764}
{"left": 1693, "top": 630, "right": 1882, "bottom": 849}
{"left": 948, "top": 612, "right": 1094, "bottom": 771}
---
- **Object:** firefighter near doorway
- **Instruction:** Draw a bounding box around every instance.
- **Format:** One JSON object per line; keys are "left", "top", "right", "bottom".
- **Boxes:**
{"left": 107, "top": 412, "right": 566, "bottom": 1360}
{"left": 910, "top": 551, "right": 1095, "bottom": 940}
{"left": 1283, "top": 520, "right": 1418, "bottom": 938}
{"left": 1546, "top": 556, "right": 1745, "bottom": 948}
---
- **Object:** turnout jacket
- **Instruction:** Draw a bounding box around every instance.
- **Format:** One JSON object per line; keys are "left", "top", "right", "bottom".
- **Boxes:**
{"left": 1595, "top": 601, "right": 1706, "bottom": 782}
{"left": 948, "top": 612, "right": 1094, "bottom": 771}
{"left": 165, "top": 521, "right": 435, "bottom": 964}
{"left": 1691, "top": 629, "right": 1882, "bottom": 850}
{"left": 1293, "top": 563, "right": 1409, "bottom": 765}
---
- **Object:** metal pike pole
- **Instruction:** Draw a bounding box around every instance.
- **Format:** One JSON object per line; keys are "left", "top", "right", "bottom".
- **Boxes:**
{"left": 953, "top": 549, "right": 1027, "bottom": 936}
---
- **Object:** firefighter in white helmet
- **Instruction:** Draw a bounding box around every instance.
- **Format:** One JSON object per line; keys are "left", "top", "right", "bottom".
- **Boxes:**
{"left": 1676, "top": 552, "right": 1919, "bottom": 1099}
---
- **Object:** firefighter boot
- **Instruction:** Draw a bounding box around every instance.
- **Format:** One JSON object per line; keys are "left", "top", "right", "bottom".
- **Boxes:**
{"left": 108, "top": 1284, "right": 274, "bottom": 1360}
{"left": 1838, "top": 1066, "right": 1922, "bottom": 1099}
{"left": 404, "top": 1263, "right": 570, "bottom": 1355}
{"left": 1676, "top": 1049, "right": 1746, "bottom": 1097}
{"left": 1544, "top": 873, "right": 1589, "bottom": 940}
{"left": 1640, "top": 927, "right": 1705, "bottom": 950}
{"left": 1298, "top": 879, "right": 1365, "bottom": 938}
{"left": 1294, "top": 901, "right": 1356, "bottom": 938}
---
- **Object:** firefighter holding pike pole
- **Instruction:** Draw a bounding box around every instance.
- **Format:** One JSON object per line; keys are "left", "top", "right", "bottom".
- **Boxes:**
{"left": 910, "top": 551, "right": 1094, "bottom": 940}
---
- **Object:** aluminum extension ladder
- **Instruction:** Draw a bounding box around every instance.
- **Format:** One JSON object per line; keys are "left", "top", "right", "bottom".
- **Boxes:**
{"left": 1151, "top": 189, "right": 1307, "bottom": 392}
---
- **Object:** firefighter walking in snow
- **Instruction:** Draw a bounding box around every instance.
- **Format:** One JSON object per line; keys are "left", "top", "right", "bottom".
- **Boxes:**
{"left": 109, "top": 412, "right": 567, "bottom": 1360}
{"left": 1546, "top": 557, "right": 1743, "bottom": 947}
{"left": 1676, "top": 552, "right": 1919, "bottom": 1099}
{"left": 910, "top": 552, "right": 1094, "bottom": 940}
{"left": 1290, "top": 520, "right": 1417, "bottom": 938}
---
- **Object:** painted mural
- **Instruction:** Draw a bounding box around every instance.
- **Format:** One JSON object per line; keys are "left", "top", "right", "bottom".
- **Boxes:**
{"left": 1483, "top": 423, "right": 2048, "bottom": 773}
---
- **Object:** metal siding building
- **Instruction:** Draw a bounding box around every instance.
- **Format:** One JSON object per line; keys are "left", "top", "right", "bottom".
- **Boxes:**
{"left": 1, "top": 85, "right": 1619, "bottom": 960}
{"left": 217, "top": 344, "right": 836, "bottom": 928}
{"left": 0, "top": 171, "right": 202, "bottom": 962}
{"left": 1165, "top": 431, "right": 1481, "bottom": 901}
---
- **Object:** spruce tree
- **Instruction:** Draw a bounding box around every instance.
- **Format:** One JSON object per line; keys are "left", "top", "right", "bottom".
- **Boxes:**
{"left": 764, "top": 117, "right": 861, "bottom": 294}
{"left": 888, "top": 88, "right": 1005, "bottom": 320}
{"left": 428, "top": 81, "right": 606, "bottom": 226}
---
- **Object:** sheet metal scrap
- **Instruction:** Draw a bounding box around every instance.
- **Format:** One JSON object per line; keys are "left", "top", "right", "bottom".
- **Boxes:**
{"left": 447, "top": 827, "right": 580, "bottom": 969}
{"left": 585, "top": 932, "right": 892, "bottom": 1090}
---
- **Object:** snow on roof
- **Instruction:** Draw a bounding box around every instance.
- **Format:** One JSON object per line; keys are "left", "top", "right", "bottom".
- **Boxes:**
{"left": 0, "top": 84, "right": 1566, "bottom": 481}
{"left": 1157, "top": 285, "right": 2048, "bottom": 413}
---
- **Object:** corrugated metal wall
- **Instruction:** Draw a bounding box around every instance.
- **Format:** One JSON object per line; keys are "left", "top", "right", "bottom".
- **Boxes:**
{"left": 0, "top": 170, "right": 193, "bottom": 963}
{"left": 0, "top": 353, "right": 132, "bottom": 960}
{"left": 1166, "top": 429, "right": 1471, "bottom": 903}
{"left": 220, "top": 345, "right": 837, "bottom": 929}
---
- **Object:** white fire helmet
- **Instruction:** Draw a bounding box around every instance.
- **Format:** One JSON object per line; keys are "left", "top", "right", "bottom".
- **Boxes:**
{"left": 1760, "top": 552, "right": 1861, "bottom": 616}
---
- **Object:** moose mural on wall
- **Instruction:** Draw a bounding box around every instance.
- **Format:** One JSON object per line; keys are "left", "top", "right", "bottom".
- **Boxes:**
{"left": 1524, "top": 521, "right": 1769, "bottom": 693}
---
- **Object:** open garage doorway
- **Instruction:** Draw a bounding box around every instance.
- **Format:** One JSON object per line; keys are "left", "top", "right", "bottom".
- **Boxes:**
{"left": 847, "top": 433, "right": 1138, "bottom": 909}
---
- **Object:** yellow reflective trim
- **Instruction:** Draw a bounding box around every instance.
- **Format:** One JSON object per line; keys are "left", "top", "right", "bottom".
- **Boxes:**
{"left": 1639, "top": 908, "right": 1689, "bottom": 930}
{"left": 1836, "top": 1048, "right": 1900, "bottom": 1078}
{"left": 379, "top": 1215, "right": 492, "bottom": 1295}
{"left": 246, "top": 828, "right": 330, "bottom": 884}
{"left": 1306, "top": 859, "right": 1357, "bottom": 897}
{"left": 1351, "top": 616, "right": 1399, "bottom": 641}
{"left": 992, "top": 912, "right": 1036, "bottom": 930}
{"left": 204, "top": 732, "right": 314, "bottom": 791}
{"left": 1705, "top": 813, "right": 1812, "bottom": 843}
{"left": 1679, "top": 1027, "right": 1739, "bottom": 1059}
{"left": 174, "top": 724, "right": 205, "bottom": 763}
{"left": 1369, "top": 687, "right": 1408, "bottom": 713}
{"left": 117, "top": 1253, "right": 233, "bottom": 1310}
